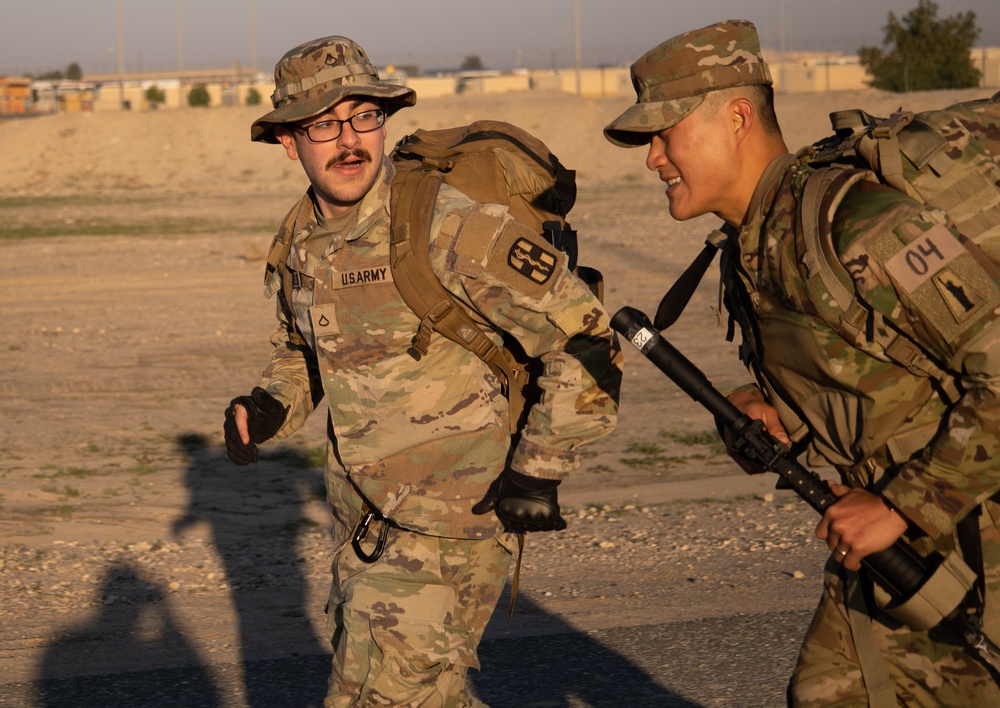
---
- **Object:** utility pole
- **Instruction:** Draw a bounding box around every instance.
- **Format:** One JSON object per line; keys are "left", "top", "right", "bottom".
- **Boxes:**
{"left": 778, "top": 0, "right": 786, "bottom": 93}
{"left": 176, "top": 0, "right": 185, "bottom": 108}
{"left": 573, "top": 0, "right": 582, "bottom": 96}
{"left": 249, "top": 0, "right": 258, "bottom": 70}
{"left": 117, "top": 0, "right": 126, "bottom": 109}
{"left": 247, "top": 0, "right": 258, "bottom": 106}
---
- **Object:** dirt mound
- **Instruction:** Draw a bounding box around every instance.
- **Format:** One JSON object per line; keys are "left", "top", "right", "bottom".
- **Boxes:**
{"left": 1, "top": 87, "right": 990, "bottom": 198}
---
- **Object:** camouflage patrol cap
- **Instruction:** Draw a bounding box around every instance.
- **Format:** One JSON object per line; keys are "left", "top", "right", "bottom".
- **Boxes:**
{"left": 604, "top": 20, "right": 772, "bottom": 148}
{"left": 251, "top": 35, "right": 416, "bottom": 144}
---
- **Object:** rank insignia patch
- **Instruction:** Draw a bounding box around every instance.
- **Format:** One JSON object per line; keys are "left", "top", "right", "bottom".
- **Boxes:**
{"left": 508, "top": 238, "right": 556, "bottom": 284}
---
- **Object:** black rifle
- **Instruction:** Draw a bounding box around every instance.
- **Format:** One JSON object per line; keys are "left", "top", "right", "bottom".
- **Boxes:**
{"left": 611, "top": 306, "right": 924, "bottom": 594}
{"left": 610, "top": 305, "right": 1000, "bottom": 670}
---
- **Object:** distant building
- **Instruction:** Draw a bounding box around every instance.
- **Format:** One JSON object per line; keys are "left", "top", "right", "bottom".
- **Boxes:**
{"left": 3, "top": 47, "right": 997, "bottom": 117}
{"left": 0, "top": 76, "right": 33, "bottom": 114}
{"left": 31, "top": 80, "right": 97, "bottom": 113}
{"left": 768, "top": 53, "right": 869, "bottom": 93}
{"left": 766, "top": 47, "right": 1000, "bottom": 93}
{"left": 975, "top": 46, "right": 1000, "bottom": 88}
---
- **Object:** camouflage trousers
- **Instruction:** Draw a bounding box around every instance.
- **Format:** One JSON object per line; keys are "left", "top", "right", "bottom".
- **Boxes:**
{"left": 789, "top": 559, "right": 1000, "bottom": 706}
{"left": 324, "top": 524, "right": 514, "bottom": 707}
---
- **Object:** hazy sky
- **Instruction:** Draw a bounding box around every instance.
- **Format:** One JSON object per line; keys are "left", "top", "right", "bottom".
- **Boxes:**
{"left": 2, "top": 1, "right": 998, "bottom": 77}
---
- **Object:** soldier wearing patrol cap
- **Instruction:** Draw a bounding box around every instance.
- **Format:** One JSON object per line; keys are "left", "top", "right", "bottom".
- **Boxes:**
{"left": 224, "top": 35, "right": 622, "bottom": 706}
{"left": 607, "top": 19, "right": 1000, "bottom": 705}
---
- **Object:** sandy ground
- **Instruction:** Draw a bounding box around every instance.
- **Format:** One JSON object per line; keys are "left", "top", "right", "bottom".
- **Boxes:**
{"left": 0, "top": 86, "right": 993, "bottom": 706}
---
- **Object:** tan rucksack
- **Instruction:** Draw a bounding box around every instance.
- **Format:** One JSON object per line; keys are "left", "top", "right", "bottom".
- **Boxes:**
{"left": 265, "top": 120, "right": 603, "bottom": 435}
{"left": 388, "top": 120, "right": 603, "bottom": 434}
{"left": 795, "top": 91, "right": 1000, "bottom": 397}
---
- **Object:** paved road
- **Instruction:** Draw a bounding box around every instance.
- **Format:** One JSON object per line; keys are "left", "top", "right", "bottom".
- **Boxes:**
{"left": 0, "top": 609, "right": 811, "bottom": 707}
{"left": 0, "top": 473, "right": 823, "bottom": 708}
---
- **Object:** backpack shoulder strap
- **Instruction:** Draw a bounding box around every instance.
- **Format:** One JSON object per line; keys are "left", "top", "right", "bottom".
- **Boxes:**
{"left": 798, "top": 165, "right": 872, "bottom": 340}
{"left": 265, "top": 195, "right": 314, "bottom": 347}
{"left": 389, "top": 166, "right": 524, "bottom": 432}
{"left": 798, "top": 166, "right": 960, "bottom": 402}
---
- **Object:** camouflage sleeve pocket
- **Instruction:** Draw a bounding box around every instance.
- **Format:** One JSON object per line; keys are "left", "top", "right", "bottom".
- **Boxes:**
{"left": 263, "top": 269, "right": 282, "bottom": 300}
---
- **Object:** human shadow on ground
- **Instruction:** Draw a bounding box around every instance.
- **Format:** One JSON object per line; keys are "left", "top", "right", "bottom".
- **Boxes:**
{"left": 32, "top": 574, "right": 693, "bottom": 707}
{"left": 170, "top": 433, "right": 329, "bottom": 708}
{"left": 34, "top": 434, "right": 332, "bottom": 707}
{"left": 36, "top": 561, "right": 223, "bottom": 707}
{"left": 471, "top": 594, "right": 699, "bottom": 707}
{"left": 31, "top": 435, "right": 693, "bottom": 706}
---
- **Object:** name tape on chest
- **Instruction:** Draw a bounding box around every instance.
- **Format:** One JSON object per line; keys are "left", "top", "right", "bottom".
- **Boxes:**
{"left": 334, "top": 267, "right": 392, "bottom": 289}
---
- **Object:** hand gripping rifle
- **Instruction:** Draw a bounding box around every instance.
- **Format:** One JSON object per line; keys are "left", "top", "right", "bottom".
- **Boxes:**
{"left": 610, "top": 305, "right": 1000, "bottom": 673}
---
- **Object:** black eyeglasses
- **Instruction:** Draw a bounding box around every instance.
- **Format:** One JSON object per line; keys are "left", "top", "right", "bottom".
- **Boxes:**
{"left": 295, "top": 109, "right": 385, "bottom": 143}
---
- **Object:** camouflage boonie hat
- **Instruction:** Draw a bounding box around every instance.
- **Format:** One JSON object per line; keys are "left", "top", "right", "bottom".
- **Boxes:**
{"left": 604, "top": 19, "right": 772, "bottom": 148}
{"left": 251, "top": 35, "right": 416, "bottom": 144}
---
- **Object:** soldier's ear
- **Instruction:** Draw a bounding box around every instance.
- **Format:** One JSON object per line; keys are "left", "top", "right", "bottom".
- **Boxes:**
{"left": 275, "top": 125, "right": 300, "bottom": 161}
{"left": 730, "top": 97, "right": 754, "bottom": 138}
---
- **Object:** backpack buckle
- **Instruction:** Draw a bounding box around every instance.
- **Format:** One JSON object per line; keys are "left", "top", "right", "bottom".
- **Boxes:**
{"left": 422, "top": 156, "right": 454, "bottom": 171}
{"left": 410, "top": 300, "right": 454, "bottom": 357}
{"left": 872, "top": 112, "right": 914, "bottom": 139}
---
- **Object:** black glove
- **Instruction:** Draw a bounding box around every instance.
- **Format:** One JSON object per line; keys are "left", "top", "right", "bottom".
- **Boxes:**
{"left": 224, "top": 387, "right": 288, "bottom": 466}
{"left": 472, "top": 469, "right": 567, "bottom": 533}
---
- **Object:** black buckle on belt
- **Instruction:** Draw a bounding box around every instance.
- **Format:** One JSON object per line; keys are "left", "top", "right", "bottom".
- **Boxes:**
{"left": 351, "top": 510, "right": 390, "bottom": 563}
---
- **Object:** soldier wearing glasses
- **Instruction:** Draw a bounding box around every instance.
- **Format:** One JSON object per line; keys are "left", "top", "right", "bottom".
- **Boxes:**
{"left": 223, "top": 35, "right": 621, "bottom": 706}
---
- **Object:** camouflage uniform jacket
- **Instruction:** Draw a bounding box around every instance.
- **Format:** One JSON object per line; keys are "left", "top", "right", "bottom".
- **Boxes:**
{"left": 722, "top": 150, "right": 1000, "bottom": 557}
{"left": 258, "top": 157, "right": 622, "bottom": 546}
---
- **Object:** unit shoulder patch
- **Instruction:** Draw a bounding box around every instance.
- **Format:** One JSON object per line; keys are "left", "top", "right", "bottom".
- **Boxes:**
{"left": 485, "top": 220, "right": 562, "bottom": 299}
{"left": 508, "top": 237, "right": 557, "bottom": 285}
{"left": 883, "top": 224, "right": 965, "bottom": 294}
{"left": 932, "top": 267, "right": 986, "bottom": 323}
{"left": 873, "top": 222, "right": 1000, "bottom": 339}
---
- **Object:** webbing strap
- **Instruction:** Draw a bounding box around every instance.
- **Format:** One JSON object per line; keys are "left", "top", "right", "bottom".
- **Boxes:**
{"left": 941, "top": 196, "right": 1000, "bottom": 243}
{"left": 653, "top": 229, "right": 727, "bottom": 331}
{"left": 799, "top": 166, "right": 871, "bottom": 343}
{"left": 897, "top": 119, "right": 950, "bottom": 174}
{"left": 875, "top": 133, "right": 907, "bottom": 194}
{"left": 846, "top": 573, "right": 898, "bottom": 707}
{"left": 271, "top": 62, "right": 374, "bottom": 105}
{"left": 830, "top": 108, "right": 872, "bottom": 134}
{"left": 882, "top": 337, "right": 960, "bottom": 405}
{"left": 508, "top": 532, "right": 525, "bottom": 619}
{"left": 266, "top": 195, "right": 315, "bottom": 347}
{"left": 870, "top": 112, "right": 916, "bottom": 195}
{"left": 957, "top": 507, "right": 986, "bottom": 621}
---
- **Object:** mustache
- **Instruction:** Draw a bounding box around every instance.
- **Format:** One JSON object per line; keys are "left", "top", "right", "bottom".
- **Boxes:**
{"left": 326, "top": 147, "right": 372, "bottom": 169}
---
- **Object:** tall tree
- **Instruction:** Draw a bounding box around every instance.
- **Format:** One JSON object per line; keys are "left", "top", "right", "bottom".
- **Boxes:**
{"left": 460, "top": 55, "right": 484, "bottom": 72}
{"left": 187, "top": 84, "right": 211, "bottom": 107}
{"left": 859, "top": 0, "right": 980, "bottom": 92}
